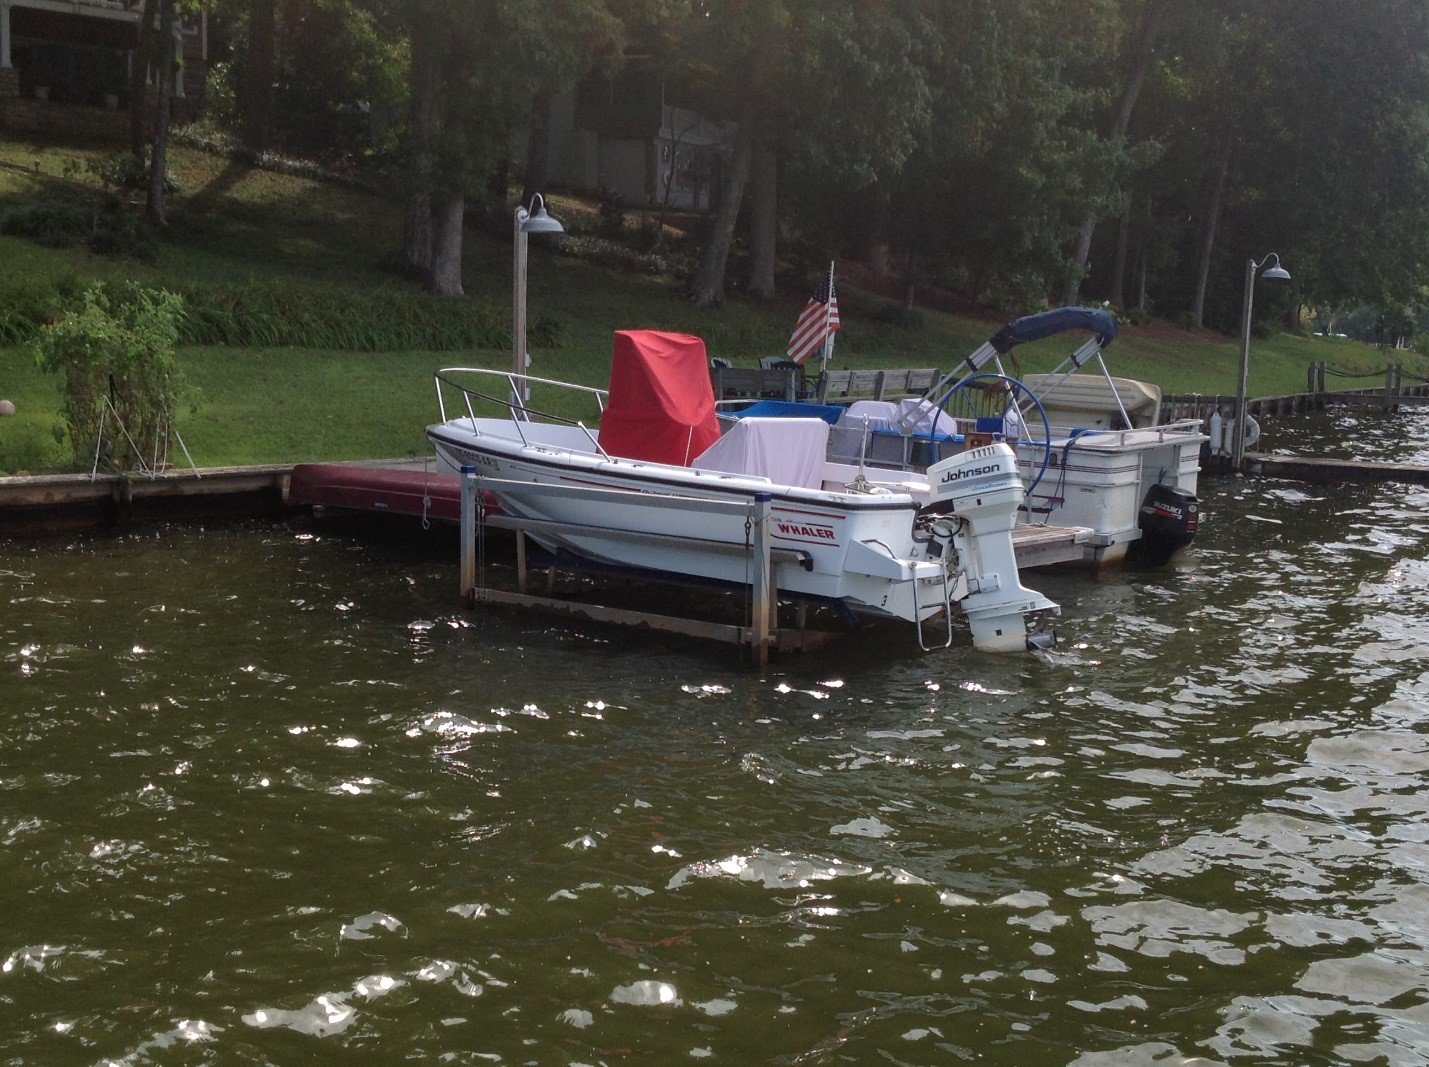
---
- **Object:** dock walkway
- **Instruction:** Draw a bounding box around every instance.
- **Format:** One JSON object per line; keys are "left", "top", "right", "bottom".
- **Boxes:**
{"left": 1243, "top": 452, "right": 1429, "bottom": 487}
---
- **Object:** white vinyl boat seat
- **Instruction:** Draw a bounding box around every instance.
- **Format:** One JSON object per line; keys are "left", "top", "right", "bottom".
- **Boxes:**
{"left": 692, "top": 417, "right": 830, "bottom": 489}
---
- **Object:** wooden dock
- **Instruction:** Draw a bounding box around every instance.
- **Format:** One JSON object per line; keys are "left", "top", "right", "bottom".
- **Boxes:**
{"left": 1243, "top": 452, "right": 1429, "bottom": 487}
{"left": 0, "top": 457, "right": 1097, "bottom": 569}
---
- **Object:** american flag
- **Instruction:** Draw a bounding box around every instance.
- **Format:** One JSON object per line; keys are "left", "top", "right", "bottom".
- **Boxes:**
{"left": 786, "top": 266, "right": 841, "bottom": 365}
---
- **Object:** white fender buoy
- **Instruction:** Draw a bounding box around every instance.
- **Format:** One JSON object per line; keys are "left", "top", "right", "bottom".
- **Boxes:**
{"left": 1207, "top": 410, "right": 1224, "bottom": 455}
{"left": 1244, "top": 415, "right": 1261, "bottom": 450}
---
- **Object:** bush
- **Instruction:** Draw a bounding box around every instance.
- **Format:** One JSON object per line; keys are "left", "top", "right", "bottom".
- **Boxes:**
{"left": 0, "top": 272, "right": 513, "bottom": 353}
{"left": 34, "top": 284, "right": 189, "bottom": 472}
{"left": 555, "top": 233, "right": 692, "bottom": 278}
{"left": 1, "top": 198, "right": 158, "bottom": 260}
{"left": 172, "top": 281, "right": 511, "bottom": 351}
{"left": 871, "top": 303, "right": 925, "bottom": 330}
{"left": 87, "top": 151, "right": 179, "bottom": 195}
{"left": 597, "top": 190, "right": 627, "bottom": 239}
{"left": 1125, "top": 305, "right": 1151, "bottom": 326}
{"left": 635, "top": 216, "right": 664, "bottom": 252}
{"left": 1, "top": 200, "right": 93, "bottom": 247}
{"left": 0, "top": 274, "right": 82, "bottom": 345}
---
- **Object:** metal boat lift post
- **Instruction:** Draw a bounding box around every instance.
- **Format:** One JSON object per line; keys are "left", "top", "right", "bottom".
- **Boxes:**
{"left": 457, "top": 469, "right": 816, "bottom": 665}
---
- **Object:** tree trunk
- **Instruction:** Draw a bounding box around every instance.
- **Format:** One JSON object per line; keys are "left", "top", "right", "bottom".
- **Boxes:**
{"left": 901, "top": 252, "right": 917, "bottom": 311}
{"left": 403, "top": 192, "right": 433, "bottom": 277}
{"left": 690, "top": 121, "right": 755, "bottom": 308}
{"left": 127, "top": 0, "right": 158, "bottom": 161}
{"left": 747, "top": 143, "right": 777, "bottom": 299}
{"left": 241, "top": 0, "right": 277, "bottom": 155}
{"left": 1109, "top": 195, "right": 1132, "bottom": 308}
{"left": 1061, "top": 0, "right": 1171, "bottom": 306}
{"left": 402, "top": 4, "right": 444, "bottom": 274}
{"left": 1191, "top": 139, "right": 1233, "bottom": 329}
{"left": 145, "top": 0, "right": 175, "bottom": 226}
{"left": 427, "top": 191, "right": 466, "bottom": 298}
{"left": 1136, "top": 194, "right": 1151, "bottom": 311}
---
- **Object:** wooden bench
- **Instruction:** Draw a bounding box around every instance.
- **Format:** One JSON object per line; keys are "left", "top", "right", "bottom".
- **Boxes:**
{"left": 710, "top": 364, "right": 807, "bottom": 402}
{"left": 815, "top": 367, "right": 941, "bottom": 404}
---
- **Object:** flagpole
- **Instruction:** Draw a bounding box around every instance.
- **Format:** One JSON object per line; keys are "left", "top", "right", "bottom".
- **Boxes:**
{"left": 820, "top": 260, "right": 836, "bottom": 371}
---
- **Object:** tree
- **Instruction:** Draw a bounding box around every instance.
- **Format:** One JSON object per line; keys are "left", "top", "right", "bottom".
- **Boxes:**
{"left": 401, "top": 0, "right": 622, "bottom": 298}
{"left": 682, "top": 0, "right": 934, "bottom": 307}
{"left": 146, "top": 0, "right": 178, "bottom": 225}
{"left": 241, "top": 0, "right": 277, "bottom": 154}
{"left": 127, "top": 0, "right": 159, "bottom": 162}
{"left": 1061, "top": 0, "right": 1172, "bottom": 307}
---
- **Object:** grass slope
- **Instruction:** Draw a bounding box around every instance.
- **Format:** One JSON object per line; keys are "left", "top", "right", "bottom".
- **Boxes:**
{"left": 0, "top": 136, "right": 1418, "bottom": 473}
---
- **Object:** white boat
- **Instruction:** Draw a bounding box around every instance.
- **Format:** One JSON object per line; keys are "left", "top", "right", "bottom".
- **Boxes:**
{"left": 427, "top": 330, "right": 1060, "bottom": 653}
{"left": 806, "top": 308, "right": 1206, "bottom": 566}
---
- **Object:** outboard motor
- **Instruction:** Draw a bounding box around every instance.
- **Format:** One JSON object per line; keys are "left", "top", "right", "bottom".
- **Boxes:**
{"left": 924, "top": 444, "right": 1060, "bottom": 653}
{"left": 1128, "top": 483, "right": 1198, "bottom": 566}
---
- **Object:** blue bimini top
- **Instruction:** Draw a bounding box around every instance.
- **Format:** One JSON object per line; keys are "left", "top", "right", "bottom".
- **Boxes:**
{"left": 988, "top": 307, "right": 1118, "bottom": 354}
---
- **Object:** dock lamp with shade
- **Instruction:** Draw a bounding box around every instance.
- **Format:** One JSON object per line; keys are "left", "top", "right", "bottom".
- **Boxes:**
{"left": 512, "top": 194, "right": 565, "bottom": 404}
{"left": 1232, "top": 252, "right": 1291, "bottom": 469}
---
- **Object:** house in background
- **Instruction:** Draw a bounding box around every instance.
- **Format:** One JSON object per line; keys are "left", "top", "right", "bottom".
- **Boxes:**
{"left": 0, "top": 0, "right": 206, "bottom": 140}
{"left": 515, "top": 57, "right": 729, "bottom": 213}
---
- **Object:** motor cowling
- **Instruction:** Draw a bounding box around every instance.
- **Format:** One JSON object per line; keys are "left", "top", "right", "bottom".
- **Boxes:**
{"left": 925, "top": 444, "right": 1059, "bottom": 653}
{"left": 1128, "top": 483, "right": 1199, "bottom": 567}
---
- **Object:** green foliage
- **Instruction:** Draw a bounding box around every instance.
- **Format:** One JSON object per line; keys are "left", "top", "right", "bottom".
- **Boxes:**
{"left": 1, "top": 273, "right": 512, "bottom": 353}
{"left": 597, "top": 190, "right": 628, "bottom": 240}
{"left": 556, "top": 234, "right": 693, "bottom": 277}
{"left": 870, "top": 304, "right": 925, "bottom": 330}
{"left": 171, "top": 281, "right": 511, "bottom": 350}
{"left": 87, "top": 152, "right": 179, "bottom": 195}
{"left": 33, "top": 284, "right": 187, "bottom": 472}
{"left": 0, "top": 199, "right": 158, "bottom": 260}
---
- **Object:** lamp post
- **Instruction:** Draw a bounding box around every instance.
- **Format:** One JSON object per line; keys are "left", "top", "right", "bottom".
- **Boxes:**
{"left": 1231, "top": 252, "right": 1291, "bottom": 469}
{"left": 512, "top": 193, "right": 564, "bottom": 404}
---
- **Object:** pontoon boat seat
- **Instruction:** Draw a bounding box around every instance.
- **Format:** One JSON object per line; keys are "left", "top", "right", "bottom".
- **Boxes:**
{"left": 1020, "top": 373, "right": 1162, "bottom": 429}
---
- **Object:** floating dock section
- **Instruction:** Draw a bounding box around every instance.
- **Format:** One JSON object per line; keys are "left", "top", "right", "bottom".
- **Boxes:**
{"left": 1243, "top": 452, "right": 1429, "bottom": 488}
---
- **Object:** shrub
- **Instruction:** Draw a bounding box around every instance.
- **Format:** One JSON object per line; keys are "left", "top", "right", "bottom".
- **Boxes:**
{"left": 555, "top": 234, "right": 692, "bottom": 278}
{"left": 87, "top": 151, "right": 179, "bottom": 195}
{"left": 0, "top": 274, "right": 81, "bottom": 345}
{"left": 171, "top": 281, "right": 511, "bottom": 351}
{"left": 1, "top": 200, "right": 92, "bottom": 247}
{"left": 34, "top": 284, "right": 189, "bottom": 472}
{"left": 597, "top": 190, "right": 627, "bottom": 239}
{"left": 1, "top": 198, "right": 158, "bottom": 260}
{"left": 1125, "top": 306, "right": 1151, "bottom": 326}
{"left": 635, "top": 216, "right": 663, "bottom": 252}
{"left": 871, "top": 303, "right": 925, "bottom": 330}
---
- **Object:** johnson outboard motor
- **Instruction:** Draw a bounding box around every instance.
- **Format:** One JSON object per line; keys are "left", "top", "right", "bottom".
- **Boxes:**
{"left": 1129, "top": 483, "right": 1199, "bottom": 566}
{"left": 924, "top": 443, "right": 1060, "bottom": 652}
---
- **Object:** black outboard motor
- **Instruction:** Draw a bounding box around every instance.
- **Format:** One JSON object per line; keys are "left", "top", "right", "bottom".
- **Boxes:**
{"left": 1128, "top": 484, "right": 1199, "bottom": 566}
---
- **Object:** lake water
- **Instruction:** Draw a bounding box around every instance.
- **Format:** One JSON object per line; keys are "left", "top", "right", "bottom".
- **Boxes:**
{"left": 3, "top": 412, "right": 1428, "bottom": 1064}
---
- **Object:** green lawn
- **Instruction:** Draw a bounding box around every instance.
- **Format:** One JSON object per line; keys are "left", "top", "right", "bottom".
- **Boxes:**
{"left": 0, "top": 136, "right": 1421, "bottom": 474}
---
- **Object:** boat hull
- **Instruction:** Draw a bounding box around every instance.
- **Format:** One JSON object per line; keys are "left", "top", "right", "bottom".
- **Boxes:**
{"left": 428, "top": 423, "right": 947, "bottom": 625}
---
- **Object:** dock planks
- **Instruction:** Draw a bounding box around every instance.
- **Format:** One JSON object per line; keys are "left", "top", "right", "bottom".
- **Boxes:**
{"left": 1243, "top": 452, "right": 1429, "bottom": 488}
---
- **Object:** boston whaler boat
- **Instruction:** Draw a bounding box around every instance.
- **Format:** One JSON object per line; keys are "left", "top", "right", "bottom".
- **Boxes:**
{"left": 818, "top": 308, "right": 1207, "bottom": 566}
{"left": 428, "top": 330, "right": 1060, "bottom": 653}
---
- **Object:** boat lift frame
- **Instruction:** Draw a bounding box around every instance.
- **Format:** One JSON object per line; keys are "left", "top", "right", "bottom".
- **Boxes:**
{"left": 456, "top": 467, "right": 838, "bottom": 667}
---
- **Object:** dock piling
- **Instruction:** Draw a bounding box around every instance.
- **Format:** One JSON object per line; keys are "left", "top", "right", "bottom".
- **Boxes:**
{"left": 459, "top": 465, "right": 477, "bottom": 603}
{"left": 750, "top": 493, "right": 774, "bottom": 669}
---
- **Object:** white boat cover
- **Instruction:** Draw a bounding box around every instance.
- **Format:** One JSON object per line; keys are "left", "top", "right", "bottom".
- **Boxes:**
{"left": 894, "top": 397, "right": 959, "bottom": 436}
{"left": 839, "top": 400, "right": 899, "bottom": 431}
{"left": 693, "top": 417, "right": 829, "bottom": 489}
{"left": 836, "top": 399, "right": 957, "bottom": 437}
